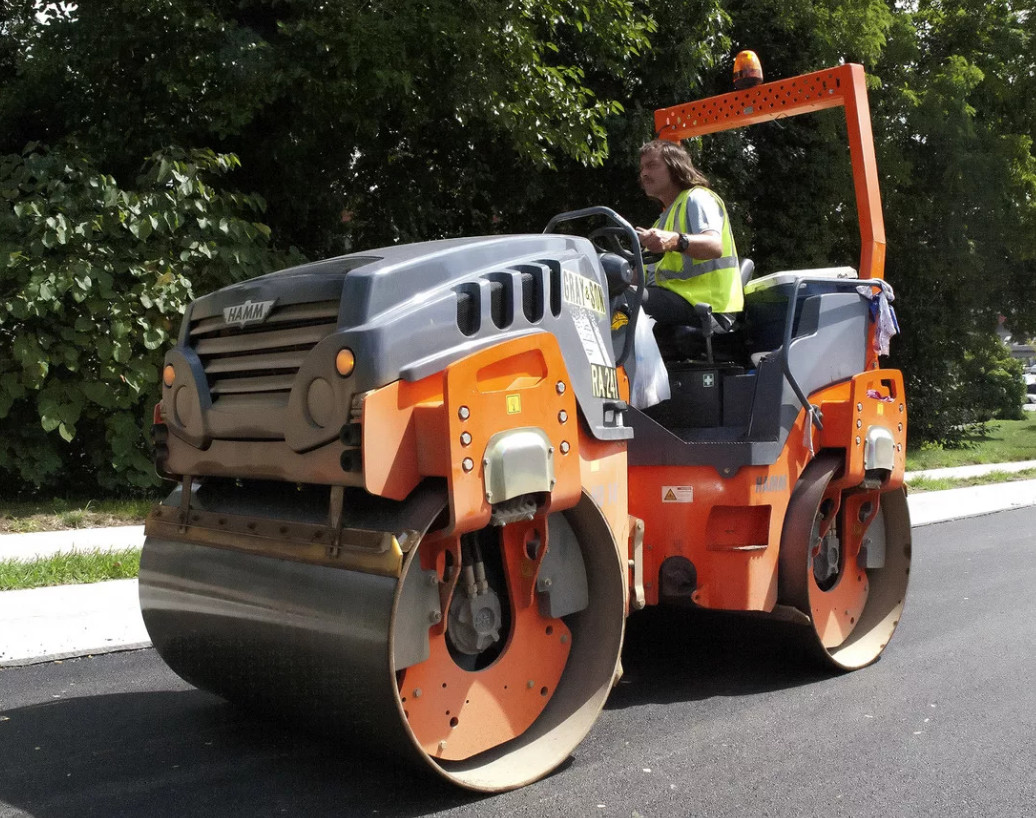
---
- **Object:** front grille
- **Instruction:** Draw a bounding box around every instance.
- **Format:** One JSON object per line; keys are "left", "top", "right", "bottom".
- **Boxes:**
{"left": 188, "top": 300, "right": 340, "bottom": 407}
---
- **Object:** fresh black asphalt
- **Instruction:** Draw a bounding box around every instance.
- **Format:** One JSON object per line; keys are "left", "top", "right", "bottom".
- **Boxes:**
{"left": 2, "top": 506, "right": 1035, "bottom": 817}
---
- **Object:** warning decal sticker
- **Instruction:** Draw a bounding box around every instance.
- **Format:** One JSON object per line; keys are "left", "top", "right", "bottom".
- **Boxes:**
{"left": 572, "top": 310, "right": 610, "bottom": 367}
{"left": 662, "top": 486, "right": 694, "bottom": 503}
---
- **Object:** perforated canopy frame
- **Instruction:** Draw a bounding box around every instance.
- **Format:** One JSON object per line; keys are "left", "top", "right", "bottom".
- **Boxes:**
{"left": 654, "top": 64, "right": 886, "bottom": 286}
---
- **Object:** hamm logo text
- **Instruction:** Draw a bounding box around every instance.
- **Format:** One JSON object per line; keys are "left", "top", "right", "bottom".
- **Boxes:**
{"left": 223, "top": 299, "right": 275, "bottom": 327}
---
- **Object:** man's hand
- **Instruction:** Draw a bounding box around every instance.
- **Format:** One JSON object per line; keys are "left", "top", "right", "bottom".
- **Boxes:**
{"left": 635, "top": 227, "right": 678, "bottom": 254}
{"left": 636, "top": 227, "right": 723, "bottom": 260}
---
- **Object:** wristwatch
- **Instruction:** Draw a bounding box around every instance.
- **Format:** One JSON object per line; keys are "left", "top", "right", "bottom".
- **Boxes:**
{"left": 676, "top": 233, "right": 690, "bottom": 252}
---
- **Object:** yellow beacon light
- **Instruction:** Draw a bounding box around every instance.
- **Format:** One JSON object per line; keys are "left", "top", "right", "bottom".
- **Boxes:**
{"left": 733, "top": 50, "right": 763, "bottom": 90}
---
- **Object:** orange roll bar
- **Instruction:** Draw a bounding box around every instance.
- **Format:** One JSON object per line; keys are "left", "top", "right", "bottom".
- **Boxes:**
{"left": 654, "top": 64, "right": 886, "bottom": 283}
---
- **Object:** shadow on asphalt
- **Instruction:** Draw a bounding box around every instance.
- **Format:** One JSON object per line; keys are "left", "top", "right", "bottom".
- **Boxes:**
{"left": 0, "top": 683, "right": 483, "bottom": 818}
{"left": 0, "top": 609, "right": 831, "bottom": 818}
{"left": 610, "top": 605, "right": 834, "bottom": 709}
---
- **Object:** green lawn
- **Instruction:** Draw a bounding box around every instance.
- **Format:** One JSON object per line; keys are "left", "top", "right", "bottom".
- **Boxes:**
{"left": 906, "top": 413, "right": 1036, "bottom": 471}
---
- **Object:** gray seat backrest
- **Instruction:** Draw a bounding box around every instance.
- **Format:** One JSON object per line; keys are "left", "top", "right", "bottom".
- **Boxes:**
{"left": 739, "top": 258, "right": 755, "bottom": 287}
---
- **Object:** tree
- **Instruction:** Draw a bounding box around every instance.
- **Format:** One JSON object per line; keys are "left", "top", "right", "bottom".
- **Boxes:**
{"left": 3, "top": 0, "right": 1034, "bottom": 469}
{"left": 476, "top": 0, "right": 897, "bottom": 254}
{"left": 870, "top": 0, "right": 1036, "bottom": 442}
{"left": 959, "top": 334, "right": 1027, "bottom": 422}
{"left": 1, "top": 0, "right": 656, "bottom": 256}
{"left": 646, "top": 0, "right": 1034, "bottom": 444}
{"left": 0, "top": 145, "right": 296, "bottom": 493}
{"left": 0, "top": 0, "right": 657, "bottom": 492}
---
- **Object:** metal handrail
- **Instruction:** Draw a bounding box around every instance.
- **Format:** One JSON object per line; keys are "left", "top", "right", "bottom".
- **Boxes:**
{"left": 779, "top": 276, "right": 892, "bottom": 429}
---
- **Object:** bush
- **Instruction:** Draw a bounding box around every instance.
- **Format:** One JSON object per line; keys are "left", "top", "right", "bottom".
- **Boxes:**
{"left": 959, "top": 336, "right": 1027, "bottom": 423}
{"left": 0, "top": 144, "right": 300, "bottom": 495}
{"left": 901, "top": 332, "right": 1027, "bottom": 447}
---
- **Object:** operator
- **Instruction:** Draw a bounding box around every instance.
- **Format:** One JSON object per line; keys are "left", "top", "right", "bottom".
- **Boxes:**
{"left": 635, "top": 140, "right": 743, "bottom": 331}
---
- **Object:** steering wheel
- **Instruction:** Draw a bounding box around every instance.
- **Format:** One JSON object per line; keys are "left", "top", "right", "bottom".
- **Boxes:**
{"left": 589, "top": 226, "right": 663, "bottom": 266}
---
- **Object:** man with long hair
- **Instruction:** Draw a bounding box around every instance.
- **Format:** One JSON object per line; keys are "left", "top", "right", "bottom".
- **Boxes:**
{"left": 636, "top": 140, "right": 742, "bottom": 330}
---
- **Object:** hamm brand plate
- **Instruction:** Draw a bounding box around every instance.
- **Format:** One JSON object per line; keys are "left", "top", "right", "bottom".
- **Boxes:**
{"left": 223, "top": 298, "right": 276, "bottom": 327}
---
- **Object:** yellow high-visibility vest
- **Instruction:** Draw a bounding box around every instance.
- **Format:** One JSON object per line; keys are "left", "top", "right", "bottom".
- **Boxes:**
{"left": 654, "top": 187, "right": 742, "bottom": 313}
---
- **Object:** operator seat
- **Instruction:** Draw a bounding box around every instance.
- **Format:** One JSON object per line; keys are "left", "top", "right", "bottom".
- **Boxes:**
{"left": 656, "top": 258, "right": 755, "bottom": 364}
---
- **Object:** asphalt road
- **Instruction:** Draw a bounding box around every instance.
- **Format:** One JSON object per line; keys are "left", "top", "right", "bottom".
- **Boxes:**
{"left": 2, "top": 507, "right": 1035, "bottom": 818}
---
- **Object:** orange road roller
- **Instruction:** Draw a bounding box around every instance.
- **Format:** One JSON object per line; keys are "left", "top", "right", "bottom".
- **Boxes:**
{"left": 142, "top": 63, "right": 910, "bottom": 791}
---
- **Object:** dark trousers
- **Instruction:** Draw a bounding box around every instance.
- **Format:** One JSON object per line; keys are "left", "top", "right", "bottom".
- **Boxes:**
{"left": 642, "top": 286, "right": 736, "bottom": 332}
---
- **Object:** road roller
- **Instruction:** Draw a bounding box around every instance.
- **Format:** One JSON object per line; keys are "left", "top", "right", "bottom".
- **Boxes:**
{"left": 142, "top": 63, "right": 911, "bottom": 791}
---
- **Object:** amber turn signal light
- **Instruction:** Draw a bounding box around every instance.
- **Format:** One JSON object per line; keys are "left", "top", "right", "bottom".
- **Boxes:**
{"left": 162, "top": 364, "right": 176, "bottom": 387}
{"left": 335, "top": 348, "right": 356, "bottom": 377}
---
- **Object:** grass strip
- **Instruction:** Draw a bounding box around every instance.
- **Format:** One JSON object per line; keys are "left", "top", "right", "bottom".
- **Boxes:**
{"left": 906, "top": 414, "right": 1036, "bottom": 471}
{"left": 0, "top": 548, "right": 141, "bottom": 591}
{"left": 907, "top": 468, "right": 1036, "bottom": 493}
{"left": 0, "top": 498, "right": 155, "bottom": 534}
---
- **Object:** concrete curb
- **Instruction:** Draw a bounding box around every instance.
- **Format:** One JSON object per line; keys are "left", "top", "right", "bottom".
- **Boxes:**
{"left": 906, "top": 479, "right": 1036, "bottom": 526}
{"left": 0, "top": 579, "right": 149, "bottom": 667}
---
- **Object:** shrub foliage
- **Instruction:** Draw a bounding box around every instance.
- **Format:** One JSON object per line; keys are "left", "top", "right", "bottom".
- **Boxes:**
{"left": 0, "top": 145, "right": 294, "bottom": 493}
